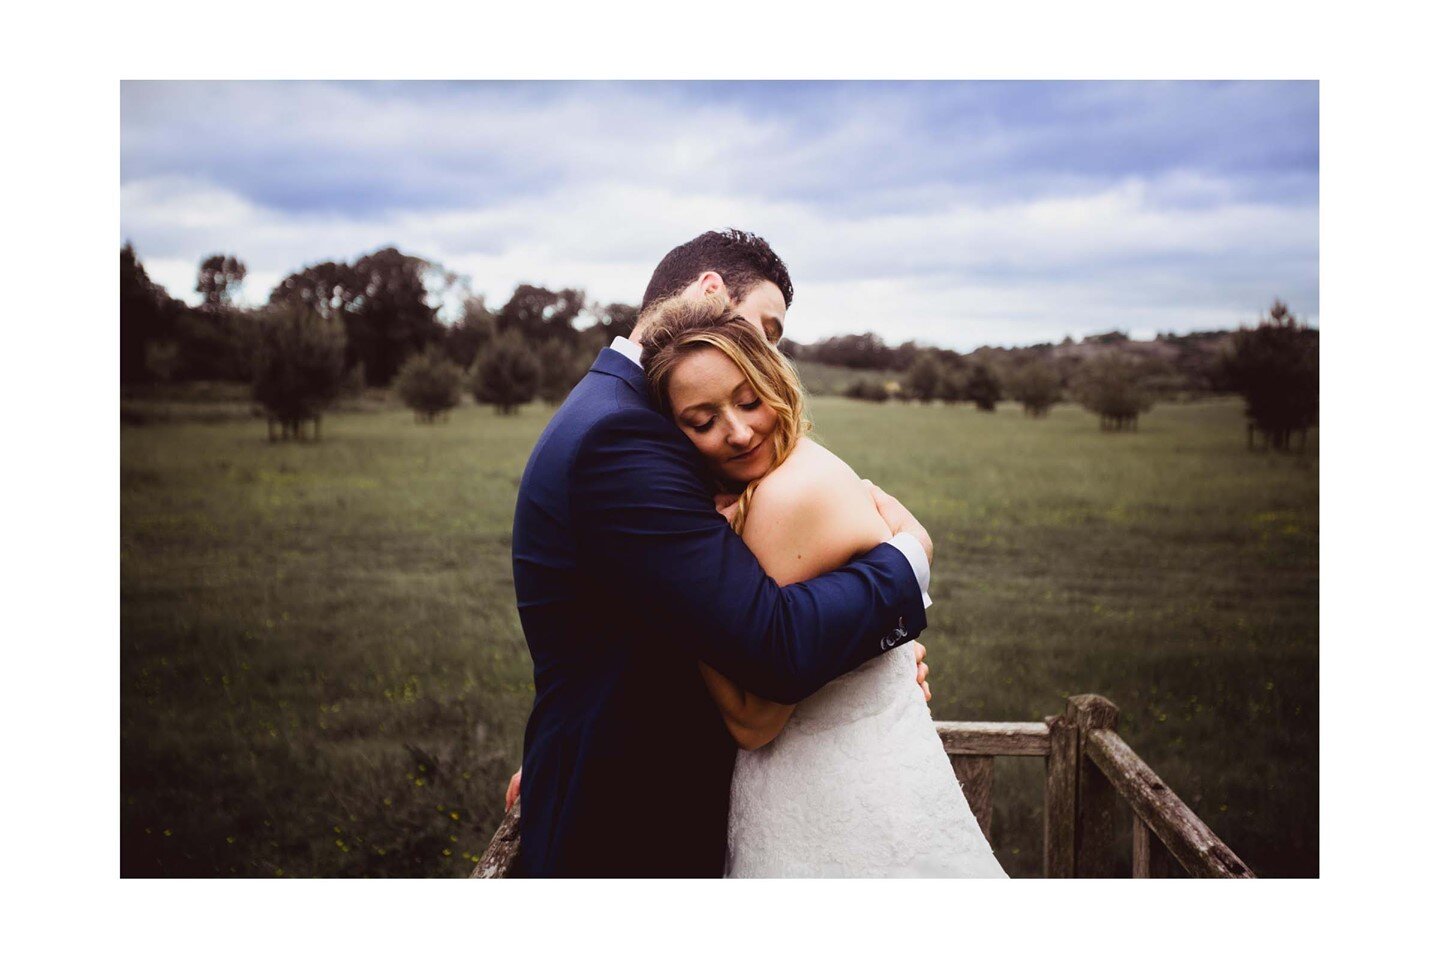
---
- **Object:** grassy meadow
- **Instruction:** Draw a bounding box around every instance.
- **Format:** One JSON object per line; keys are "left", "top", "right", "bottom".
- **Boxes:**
{"left": 121, "top": 388, "right": 1318, "bottom": 877}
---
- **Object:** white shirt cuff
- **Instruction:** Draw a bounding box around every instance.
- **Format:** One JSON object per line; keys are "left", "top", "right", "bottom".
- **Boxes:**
{"left": 886, "top": 533, "right": 933, "bottom": 609}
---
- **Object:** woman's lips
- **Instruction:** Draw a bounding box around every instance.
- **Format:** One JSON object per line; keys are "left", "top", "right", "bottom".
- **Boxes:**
{"left": 729, "top": 442, "right": 763, "bottom": 463}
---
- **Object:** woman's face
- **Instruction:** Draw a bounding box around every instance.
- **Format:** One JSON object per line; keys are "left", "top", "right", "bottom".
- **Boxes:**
{"left": 667, "top": 346, "right": 779, "bottom": 485}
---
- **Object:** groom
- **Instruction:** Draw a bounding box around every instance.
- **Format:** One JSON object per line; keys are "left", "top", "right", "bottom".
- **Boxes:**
{"left": 509, "top": 229, "right": 934, "bottom": 877}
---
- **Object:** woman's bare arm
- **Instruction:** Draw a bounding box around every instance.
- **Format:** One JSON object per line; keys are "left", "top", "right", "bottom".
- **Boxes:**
{"left": 698, "top": 661, "right": 799, "bottom": 751}
{"left": 703, "top": 443, "right": 893, "bottom": 749}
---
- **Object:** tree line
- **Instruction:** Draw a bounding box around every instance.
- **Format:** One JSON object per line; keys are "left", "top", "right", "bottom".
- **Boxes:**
{"left": 813, "top": 305, "right": 1316, "bottom": 446}
{"left": 121, "top": 243, "right": 637, "bottom": 438}
{"left": 121, "top": 244, "right": 1317, "bottom": 448}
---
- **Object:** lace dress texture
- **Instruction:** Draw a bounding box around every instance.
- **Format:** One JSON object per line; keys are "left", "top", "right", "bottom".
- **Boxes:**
{"left": 726, "top": 644, "right": 1009, "bottom": 878}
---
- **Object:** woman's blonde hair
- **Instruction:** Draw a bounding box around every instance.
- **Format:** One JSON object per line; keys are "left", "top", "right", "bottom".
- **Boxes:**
{"left": 639, "top": 292, "right": 810, "bottom": 535}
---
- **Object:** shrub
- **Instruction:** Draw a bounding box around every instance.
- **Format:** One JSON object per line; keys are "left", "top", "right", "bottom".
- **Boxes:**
{"left": 470, "top": 331, "right": 540, "bottom": 414}
{"left": 1004, "top": 360, "right": 1064, "bottom": 417}
{"left": 963, "top": 361, "right": 1003, "bottom": 412}
{"left": 844, "top": 379, "right": 891, "bottom": 403}
{"left": 1070, "top": 352, "right": 1155, "bottom": 431}
{"left": 395, "top": 346, "right": 465, "bottom": 423}
{"left": 936, "top": 367, "right": 968, "bottom": 404}
{"left": 535, "top": 340, "right": 589, "bottom": 405}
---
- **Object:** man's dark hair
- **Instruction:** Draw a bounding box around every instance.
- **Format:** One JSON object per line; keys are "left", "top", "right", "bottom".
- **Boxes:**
{"left": 640, "top": 229, "right": 794, "bottom": 312}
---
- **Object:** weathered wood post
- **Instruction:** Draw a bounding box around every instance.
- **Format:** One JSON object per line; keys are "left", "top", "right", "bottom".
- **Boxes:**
{"left": 1131, "top": 814, "right": 1173, "bottom": 878}
{"left": 471, "top": 801, "right": 521, "bottom": 878}
{"left": 1070, "top": 694, "right": 1122, "bottom": 877}
{"left": 949, "top": 755, "right": 995, "bottom": 843}
{"left": 1086, "top": 727, "right": 1256, "bottom": 878}
{"left": 1043, "top": 709, "right": 1078, "bottom": 878}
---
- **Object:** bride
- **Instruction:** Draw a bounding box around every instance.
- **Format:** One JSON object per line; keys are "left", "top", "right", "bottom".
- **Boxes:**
{"left": 639, "top": 293, "right": 1007, "bottom": 878}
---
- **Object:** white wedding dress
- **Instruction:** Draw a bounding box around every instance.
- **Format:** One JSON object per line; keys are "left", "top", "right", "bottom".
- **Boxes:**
{"left": 726, "top": 642, "right": 1008, "bottom": 878}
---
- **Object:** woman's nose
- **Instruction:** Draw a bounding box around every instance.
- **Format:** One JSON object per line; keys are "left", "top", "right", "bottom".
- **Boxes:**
{"left": 725, "top": 414, "right": 753, "bottom": 447}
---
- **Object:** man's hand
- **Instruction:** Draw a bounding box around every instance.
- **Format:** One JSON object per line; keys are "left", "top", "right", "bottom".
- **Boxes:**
{"left": 862, "top": 480, "right": 934, "bottom": 566}
{"left": 914, "top": 642, "right": 931, "bottom": 702}
{"left": 505, "top": 768, "right": 521, "bottom": 812}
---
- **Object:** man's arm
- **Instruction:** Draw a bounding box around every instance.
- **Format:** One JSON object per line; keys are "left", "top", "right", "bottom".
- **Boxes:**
{"left": 571, "top": 407, "right": 929, "bottom": 705}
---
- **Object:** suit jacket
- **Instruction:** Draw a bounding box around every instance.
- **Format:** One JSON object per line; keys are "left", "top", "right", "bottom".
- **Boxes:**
{"left": 511, "top": 347, "right": 928, "bottom": 877}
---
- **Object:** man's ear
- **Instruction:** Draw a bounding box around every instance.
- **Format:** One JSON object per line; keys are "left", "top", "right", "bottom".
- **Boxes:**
{"left": 695, "top": 271, "right": 726, "bottom": 297}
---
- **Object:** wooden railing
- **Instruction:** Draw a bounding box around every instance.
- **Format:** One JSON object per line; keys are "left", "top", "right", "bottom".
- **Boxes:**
{"left": 472, "top": 693, "right": 1253, "bottom": 878}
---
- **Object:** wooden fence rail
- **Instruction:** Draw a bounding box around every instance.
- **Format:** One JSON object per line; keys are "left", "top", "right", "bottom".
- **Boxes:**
{"left": 472, "top": 694, "right": 1252, "bottom": 878}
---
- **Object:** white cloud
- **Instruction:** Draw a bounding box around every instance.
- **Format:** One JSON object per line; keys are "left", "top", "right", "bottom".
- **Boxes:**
{"left": 120, "top": 82, "right": 1318, "bottom": 351}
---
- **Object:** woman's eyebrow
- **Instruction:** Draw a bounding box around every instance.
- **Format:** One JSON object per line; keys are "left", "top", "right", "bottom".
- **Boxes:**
{"left": 678, "top": 399, "right": 719, "bottom": 417}
{"left": 677, "top": 379, "right": 749, "bottom": 417}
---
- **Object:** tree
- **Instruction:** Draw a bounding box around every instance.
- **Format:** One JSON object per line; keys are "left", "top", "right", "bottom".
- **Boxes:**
{"left": 1004, "top": 360, "right": 1064, "bottom": 417}
{"left": 171, "top": 306, "right": 255, "bottom": 381}
{"left": 121, "top": 243, "right": 186, "bottom": 383}
{"left": 251, "top": 304, "right": 347, "bottom": 441}
{"left": 1083, "top": 330, "right": 1130, "bottom": 346}
{"left": 394, "top": 346, "right": 464, "bottom": 423}
{"left": 535, "top": 339, "right": 589, "bottom": 405}
{"left": 268, "top": 247, "right": 443, "bottom": 387}
{"left": 903, "top": 352, "right": 945, "bottom": 401}
{"left": 802, "top": 332, "right": 898, "bottom": 370}
{"left": 169, "top": 252, "right": 255, "bottom": 381}
{"left": 470, "top": 331, "right": 540, "bottom": 414}
{"left": 596, "top": 302, "right": 639, "bottom": 340}
{"left": 1070, "top": 352, "right": 1155, "bottom": 431}
{"left": 1218, "top": 299, "right": 1319, "bottom": 451}
{"left": 577, "top": 301, "right": 640, "bottom": 357}
{"left": 196, "top": 254, "right": 247, "bottom": 308}
{"left": 890, "top": 340, "right": 920, "bottom": 374}
{"left": 441, "top": 296, "right": 496, "bottom": 370}
{"left": 494, "top": 285, "right": 587, "bottom": 346}
{"left": 936, "top": 367, "right": 968, "bottom": 404}
{"left": 268, "top": 258, "right": 358, "bottom": 322}
{"left": 963, "top": 361, "right": 1003, "bottom": 412}
{"left": 350, "top": 247, "right": 444, "bottom": 386}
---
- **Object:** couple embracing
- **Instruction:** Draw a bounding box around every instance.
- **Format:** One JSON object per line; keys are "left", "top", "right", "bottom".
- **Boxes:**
{"left": 507, "top": 230, "right": 1006, "bottom": 878}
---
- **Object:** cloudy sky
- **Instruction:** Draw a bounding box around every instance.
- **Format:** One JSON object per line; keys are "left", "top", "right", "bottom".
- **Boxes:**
{"left": 120, "top": 81, "right": 1317, "bottom": 350}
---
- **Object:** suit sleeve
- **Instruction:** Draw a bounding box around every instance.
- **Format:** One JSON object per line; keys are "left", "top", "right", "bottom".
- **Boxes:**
{"left": 571, "top": 406, "right": 928, "bottom": 704}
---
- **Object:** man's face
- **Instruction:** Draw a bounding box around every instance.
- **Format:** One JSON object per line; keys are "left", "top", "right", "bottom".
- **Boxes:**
{"left": 671, "top": 272, "right": 788, "bottom": 345}
{"left": 730, "top": 281, "right": 788, "bottom": 345}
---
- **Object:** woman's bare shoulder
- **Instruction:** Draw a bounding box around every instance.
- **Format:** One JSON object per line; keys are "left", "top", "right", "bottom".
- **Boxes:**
{"left": 749, "top": 438, "right": 883, "bottom": 533}
{"left": 752, "top": 437, "right": 861, "bottom": 507}
{"left": 745, "top": 438, "right": 889, "bottom": 583}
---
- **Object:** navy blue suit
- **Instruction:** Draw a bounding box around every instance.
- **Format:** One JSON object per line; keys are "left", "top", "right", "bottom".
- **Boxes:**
{"left": 511, "top": 347, "right": 927, "bottom": 877}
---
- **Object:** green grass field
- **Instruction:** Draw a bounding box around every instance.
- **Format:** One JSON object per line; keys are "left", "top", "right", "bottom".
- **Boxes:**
{"left": 121, "top": 390, "right": 1318, "bottom": 877}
